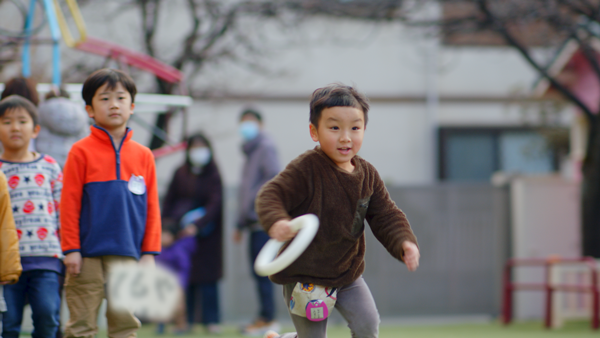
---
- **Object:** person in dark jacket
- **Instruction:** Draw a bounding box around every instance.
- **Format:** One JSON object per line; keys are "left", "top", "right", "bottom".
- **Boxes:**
{"left": 233, "top": 109, "right": 281, "bottom": 336}
{"left": 162, "top": 133, "right": 223, "bottom": 334}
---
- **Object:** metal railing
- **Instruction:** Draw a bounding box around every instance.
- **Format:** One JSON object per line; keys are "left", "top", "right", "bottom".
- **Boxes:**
{"left": 502, "top": 257, "right": 599, "bottom": 329}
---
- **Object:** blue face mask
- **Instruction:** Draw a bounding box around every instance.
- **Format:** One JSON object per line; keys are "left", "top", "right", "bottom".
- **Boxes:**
{"left": 239, "top": 121, "right": 260, "bottom": 141}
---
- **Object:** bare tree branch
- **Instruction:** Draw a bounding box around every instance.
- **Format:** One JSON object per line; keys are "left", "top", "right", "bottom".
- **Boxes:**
{"left": 476, "top": 0, "right": 596, "bottom": 122}
{"left": 139, "top": 0, "right": 160, "bottom": 57}
{"left": 557, "top": 0, "right": 600, "bottom": 23}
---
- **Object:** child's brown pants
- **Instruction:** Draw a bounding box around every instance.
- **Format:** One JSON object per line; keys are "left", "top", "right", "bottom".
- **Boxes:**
{"left": 64, "top": 255, "right": 140, "bottom": 338}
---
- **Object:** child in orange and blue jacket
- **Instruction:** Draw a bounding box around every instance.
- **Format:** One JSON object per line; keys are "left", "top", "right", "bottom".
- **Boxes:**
{"left": 60, "top": 69, "right": 161, "bottom": 338}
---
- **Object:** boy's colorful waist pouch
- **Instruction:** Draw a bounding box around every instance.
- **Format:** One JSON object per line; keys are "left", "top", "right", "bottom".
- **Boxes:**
{"left": 290, "top": 283, "right": 338, "bottom": 321}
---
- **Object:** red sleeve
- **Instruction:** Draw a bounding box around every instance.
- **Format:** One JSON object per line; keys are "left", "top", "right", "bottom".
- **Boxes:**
{"left": 141, "top": 151, "right": 161, "bottom": 254}
{"left": 60, "top": 148, "right": 85, "bottom": 254}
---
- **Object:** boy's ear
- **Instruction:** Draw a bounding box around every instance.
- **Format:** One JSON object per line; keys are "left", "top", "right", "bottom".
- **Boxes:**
{"left": 85, "top": 105, "right": 95, "bottom": 119}
{"left": 31, "top": 124, "right": 41, "bottom": 139}
{"left": 309, "top": 124, "right": 319, "bottom": 142}
{"left": 130, "top": 103, "right": 135, "bottom": 113}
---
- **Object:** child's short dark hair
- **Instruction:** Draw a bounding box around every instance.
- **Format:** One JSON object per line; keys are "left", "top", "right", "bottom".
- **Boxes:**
{"left": 239, "top": 108, "right": 262, "bottom": 122}
{"left": 82, "top": 68, "right": 137, "bottom": 106}
{"left": 0, "top": 95, "right": 39, "bottom": 126}
{"left": 309, "top": 84, "right": 370, "bottom": 127}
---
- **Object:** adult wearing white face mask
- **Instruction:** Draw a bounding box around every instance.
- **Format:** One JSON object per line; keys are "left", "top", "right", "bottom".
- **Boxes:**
{"left": 234, "top": 109, "right": 282, "bottom": 336}
{"left": 161, "top": 133, "right": 224, "bottom": 334}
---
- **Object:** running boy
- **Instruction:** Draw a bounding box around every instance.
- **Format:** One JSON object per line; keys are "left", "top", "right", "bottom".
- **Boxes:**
{"left": 60, "top": 68, "right": 161, "bottom": 338}
{"left": 256, "top": 84, "right": 420, "bottom": 338}
{"left": 0, "top": 95, "right": 63, "bottom": 338}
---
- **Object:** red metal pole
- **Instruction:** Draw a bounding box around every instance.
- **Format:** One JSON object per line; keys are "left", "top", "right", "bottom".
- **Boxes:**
{"left": 592, "top": 265, "right": 599, "bottom": 330}
{"left": 502, "top": 262, "right": 513, "bottom": 325}
{"left": 544, "top": 260, "right": 553, "bottom": 329}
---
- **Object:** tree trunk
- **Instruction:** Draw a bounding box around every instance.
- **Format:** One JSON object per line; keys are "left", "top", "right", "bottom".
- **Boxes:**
{"left": 582, "top": 117, "right": 600, "bottom": 257}
{"left": 148, "top": 78, "right": 176, "bottom": 149}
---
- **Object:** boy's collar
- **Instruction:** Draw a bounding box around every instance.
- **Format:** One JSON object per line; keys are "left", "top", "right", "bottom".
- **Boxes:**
{"left": 0, "top": 152, "right": 45, "bottom": 165}
{"left": 313, "top": 146, "right": 361, "bottom": 174}
{"left": 90, "top": 125, "right": 133, "bottom": 144}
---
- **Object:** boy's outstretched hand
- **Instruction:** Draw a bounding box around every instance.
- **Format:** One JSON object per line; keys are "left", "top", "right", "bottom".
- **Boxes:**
{"left": 402, "top": 241, "right": 420, "bottom": 271}
{"left": 269, "top": 219, "right": 298, "bottom": 242}
{"left": 65, "top": 252, "right": 82, "bottom": 277}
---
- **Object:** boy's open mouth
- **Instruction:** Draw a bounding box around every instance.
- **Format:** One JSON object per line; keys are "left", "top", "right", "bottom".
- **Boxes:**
{"left": 338, "top": 147, "right": 351, "bottom": 154}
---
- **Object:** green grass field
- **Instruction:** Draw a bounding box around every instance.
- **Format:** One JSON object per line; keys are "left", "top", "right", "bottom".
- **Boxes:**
{"left": 89, "top": 320, "right": 599, "bottom": 338}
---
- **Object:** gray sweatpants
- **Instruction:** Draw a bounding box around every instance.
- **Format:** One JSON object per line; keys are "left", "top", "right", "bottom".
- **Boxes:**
{"left": 279, "top": 276, "right": 380, "bottom": 338}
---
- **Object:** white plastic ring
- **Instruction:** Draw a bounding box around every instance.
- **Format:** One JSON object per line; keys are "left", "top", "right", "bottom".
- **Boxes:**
{"left": 254, "top": 214, "right": 319, "bottom": 277}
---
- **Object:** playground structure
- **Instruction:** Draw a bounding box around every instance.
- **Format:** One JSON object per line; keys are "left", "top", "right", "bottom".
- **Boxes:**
{"left": 0, "top": 0, "right": 190, "bottom": 155}
{"left": 502, "top": 257, "right": 600, "bottom": 330}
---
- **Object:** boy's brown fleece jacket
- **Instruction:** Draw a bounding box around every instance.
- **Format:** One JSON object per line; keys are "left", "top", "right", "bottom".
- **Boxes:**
{"left": 256, "top": 147, "right": 417, "bottom": 287}
{"left": 0, "top": 171, "right": 21, "bottom": 284}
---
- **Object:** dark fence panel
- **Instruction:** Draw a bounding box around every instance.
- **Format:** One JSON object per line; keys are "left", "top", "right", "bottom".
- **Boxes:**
{"left": 363, "top": 184, "right": 510, "bottom": 317}
{"left": 220, "top": 184, "right": 510, "bottom": 322}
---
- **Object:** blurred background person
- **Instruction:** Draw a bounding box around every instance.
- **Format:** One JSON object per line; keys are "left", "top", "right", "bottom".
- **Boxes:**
{"left": 233, "top": 109, "right": 281, "bottom": 336}
{"left": 36, "top": 87, "right": 89, "bottom": 168}
{"left": 154, "top": 227, "right": 196, "bottom": 335}
{"left": 1, "top": 77, "right": 39, "bottom": 107}
{"left": 161, "top": 133, "right": 223, "bottom": 334}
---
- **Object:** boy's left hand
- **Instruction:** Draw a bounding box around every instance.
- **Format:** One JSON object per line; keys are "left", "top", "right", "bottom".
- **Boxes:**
{"left": 139, "top": 254, "right": 155, "bottom": 267}
{"left": 402, "top": 241, "right": 420, "bottom": 271}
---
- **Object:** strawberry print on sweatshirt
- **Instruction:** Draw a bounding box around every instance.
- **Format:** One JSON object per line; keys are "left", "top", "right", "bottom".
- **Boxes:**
{"left": 0, "top": 154, "right": 63, "bottom": 258}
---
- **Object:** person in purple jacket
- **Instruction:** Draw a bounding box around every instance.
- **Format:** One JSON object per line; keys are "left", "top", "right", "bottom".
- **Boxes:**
{"left": 155, "top": 229, "right": 196, "bottom": 334}
{"left": 161, "top": 133, "right": 223, "bottom": 334}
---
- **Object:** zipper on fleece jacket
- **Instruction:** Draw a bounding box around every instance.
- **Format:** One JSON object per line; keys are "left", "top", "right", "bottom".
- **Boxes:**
{"left": 93, "top": 125, "right": 130, "bottom": 180}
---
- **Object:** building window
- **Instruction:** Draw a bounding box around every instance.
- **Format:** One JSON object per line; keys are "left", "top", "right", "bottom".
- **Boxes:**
{"left": 439, "top": 127, "right": 558, "bottom": 182}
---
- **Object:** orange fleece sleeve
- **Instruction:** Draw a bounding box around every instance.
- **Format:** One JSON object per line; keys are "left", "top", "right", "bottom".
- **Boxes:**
{"left": 60, "top": 148, "right": 85, "bottom": 254}
{"left": 141, "top": 150, "right": 161, "bottom": 255}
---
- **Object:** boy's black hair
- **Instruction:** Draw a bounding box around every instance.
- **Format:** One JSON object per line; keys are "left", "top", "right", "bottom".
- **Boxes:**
{"left": 81, "top": 68, "right": 137, "bottom": 106}
{"left": 239, "top": 108, "right": 262, "bottom": 122}
{"left": 0, "top": 95, "right": 39, "bottom": 126}
{"left": 309, "top": 83, "right": 370, "bottom": 128}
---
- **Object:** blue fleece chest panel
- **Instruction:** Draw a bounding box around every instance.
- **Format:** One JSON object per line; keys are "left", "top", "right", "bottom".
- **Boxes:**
{"left": 79, "top": 180, "right": 147, "bottom": 259}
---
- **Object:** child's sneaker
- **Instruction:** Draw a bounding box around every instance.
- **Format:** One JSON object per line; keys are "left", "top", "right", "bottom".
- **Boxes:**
{"left": 264, "top": 330, "right": 279, "bottom": 338}
{"left": 241, "top": 319, "right": 280, "bottom": 336}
